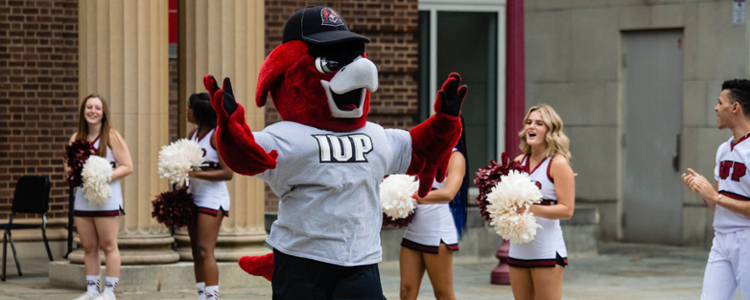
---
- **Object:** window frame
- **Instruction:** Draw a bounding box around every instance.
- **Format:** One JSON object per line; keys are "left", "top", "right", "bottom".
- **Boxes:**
{"left": 418, "top": 0, "right": 507, "bottom": 158}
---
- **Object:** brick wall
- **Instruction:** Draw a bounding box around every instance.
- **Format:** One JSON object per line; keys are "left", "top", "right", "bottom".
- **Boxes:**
{"left": 0, "top": 0, "right": 79, "bottom": 220}
{"left": 263, "top": 0, "right": 419, "bottom": 211}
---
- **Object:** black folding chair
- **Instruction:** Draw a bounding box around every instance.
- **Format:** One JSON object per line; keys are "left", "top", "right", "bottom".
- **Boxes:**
{"left": 1, "top": 176, "right": 54, "bottom": 281}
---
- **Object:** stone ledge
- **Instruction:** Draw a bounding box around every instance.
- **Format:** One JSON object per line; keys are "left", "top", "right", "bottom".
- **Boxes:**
{"left": 49, "top": 261, "right": 270, "bottom": 293}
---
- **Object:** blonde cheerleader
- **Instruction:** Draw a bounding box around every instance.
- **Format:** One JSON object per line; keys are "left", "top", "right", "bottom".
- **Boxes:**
{"left": 509, "top": 104, "right": 575, "bottom": 300}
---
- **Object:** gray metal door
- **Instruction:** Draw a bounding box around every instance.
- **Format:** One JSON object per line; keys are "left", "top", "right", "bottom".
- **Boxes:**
{"left": 622, "top": 30, "right": 683, "bottom": 244}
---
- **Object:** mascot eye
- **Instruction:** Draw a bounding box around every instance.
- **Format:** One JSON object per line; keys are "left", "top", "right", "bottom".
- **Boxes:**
{"left": 314, "top": 57, "right": 340, "bottom": 74}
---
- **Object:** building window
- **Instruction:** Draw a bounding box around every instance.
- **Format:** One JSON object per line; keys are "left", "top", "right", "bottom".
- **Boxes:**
{"left": 419, "top": 2, "right": 505, "bottom": 184}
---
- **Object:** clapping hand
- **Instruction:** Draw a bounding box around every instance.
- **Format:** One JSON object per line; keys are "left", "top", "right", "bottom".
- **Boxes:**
{"left": 682, "top": 168, "right": 718, "bottom": 203}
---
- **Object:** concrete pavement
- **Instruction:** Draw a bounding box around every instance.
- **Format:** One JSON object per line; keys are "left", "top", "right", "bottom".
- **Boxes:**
{"left": 0, "top": 242, "right": 740, "bottom": 299}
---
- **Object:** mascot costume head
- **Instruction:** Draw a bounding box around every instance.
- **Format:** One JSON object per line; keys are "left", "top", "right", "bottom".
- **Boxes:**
{"left": 256, "top": 6, "right": 377, "bottom": 132}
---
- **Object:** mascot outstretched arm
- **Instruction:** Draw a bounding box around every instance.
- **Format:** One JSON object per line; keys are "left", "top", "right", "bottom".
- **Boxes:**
{"left": 407, "top": 73, "right": 467, "bottom": 197}
{"left": 203, "top": 75, "right": 278, "bottom": 176}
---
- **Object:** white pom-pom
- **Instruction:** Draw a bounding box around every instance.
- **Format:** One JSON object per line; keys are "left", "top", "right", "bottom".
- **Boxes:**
{"left": 158, "top": 139, "right": 206, "bottom": 188}
{"left": 379, "top": 175, "right": 419, "bottom": 220}
{"left": 486, "top": 170, "right": 544, "bottom": 244}
{"left": 81, "top": 155, "right": 113, "bottom": 207}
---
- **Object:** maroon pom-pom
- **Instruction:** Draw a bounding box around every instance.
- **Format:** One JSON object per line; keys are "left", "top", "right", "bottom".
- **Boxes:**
{"left": 65, "top": 140, "right": 97, "bottom": 187}
{"left": 474, "top": 152, "right": 525, "bottom": 221}
{"left": 151, "top": 189, "right": 197, "bottom": 228}
{"left": 382, "top": 212, "right": 415, "bottom": 228}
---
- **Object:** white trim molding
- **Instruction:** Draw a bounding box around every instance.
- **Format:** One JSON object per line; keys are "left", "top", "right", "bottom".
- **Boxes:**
{"left": 420, "top": 0, "right": 506, "bottom": 9}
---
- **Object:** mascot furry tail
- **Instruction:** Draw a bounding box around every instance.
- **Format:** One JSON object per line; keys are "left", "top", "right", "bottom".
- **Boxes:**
{"left": 239, "top": 253, "right": 274, "bottom": 281}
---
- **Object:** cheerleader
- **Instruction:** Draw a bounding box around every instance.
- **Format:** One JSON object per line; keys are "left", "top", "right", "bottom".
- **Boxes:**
{"left": 399, "top": 117, "right": 469, "bottom": 300}
{"left": 66, "top": 95, "right": 133, "bottom": 300}
{"left": 509, "top": 104, "right": 575, "bottom": 300}
{"left": 682, "top": 80, "right": 750, "bottom": 300}
{"left": 185, "top": 93, "right": 233, "bottom": 300}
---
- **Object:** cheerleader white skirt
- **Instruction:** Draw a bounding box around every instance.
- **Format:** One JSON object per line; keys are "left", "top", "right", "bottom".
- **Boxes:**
{"left": 401, "top": 203, "right": 459, "bottom": 254}
{"left": 74, "top": 180, "right": 123, "bottom": 217}
{"left": 188, "top": 177, "right": 230, "bottom": 217}
{"left": 508, "top": 216, "right": 568, "bottom": 268}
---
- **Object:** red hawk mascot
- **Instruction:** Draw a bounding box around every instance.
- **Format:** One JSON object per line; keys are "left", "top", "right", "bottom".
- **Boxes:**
{"left": 203, "top": 6, "right": 466, "bottom": 298}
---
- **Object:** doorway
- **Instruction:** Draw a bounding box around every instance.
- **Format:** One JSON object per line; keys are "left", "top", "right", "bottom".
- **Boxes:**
{"left": 621, "top": 30, "right": 684, "bottom": 244}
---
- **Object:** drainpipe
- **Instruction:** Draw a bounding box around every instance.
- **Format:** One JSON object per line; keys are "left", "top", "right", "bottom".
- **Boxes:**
{"left": 505, "top": 0, "right": 525, "bottom": 159}
{"left": 492, "top": 0, "right": 525, "bottom": 285}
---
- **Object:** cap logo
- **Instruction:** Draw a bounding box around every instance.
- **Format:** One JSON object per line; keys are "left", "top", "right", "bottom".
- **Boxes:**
{"left": 320, "top": 7, "right": 344, "bottom": 27}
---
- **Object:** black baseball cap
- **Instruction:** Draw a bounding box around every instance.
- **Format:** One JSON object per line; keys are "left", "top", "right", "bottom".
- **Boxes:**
{"left": 282, "top": 6, "right": 370, "bottom": 45}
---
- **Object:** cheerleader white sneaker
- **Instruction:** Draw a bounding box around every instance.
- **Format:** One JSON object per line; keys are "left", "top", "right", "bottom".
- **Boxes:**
{"left": 92, "top": 294, "right": 115, "bottom": 300}
{"left": 72, "top": 293, "right": 97, "bottom": 300}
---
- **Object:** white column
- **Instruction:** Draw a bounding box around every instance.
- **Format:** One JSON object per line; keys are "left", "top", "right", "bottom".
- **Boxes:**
{"left": 71, "top": 0, "right": 177, "bottom": 265}
{"left": 176, "top": 0, "right": 269, "bottom": 261}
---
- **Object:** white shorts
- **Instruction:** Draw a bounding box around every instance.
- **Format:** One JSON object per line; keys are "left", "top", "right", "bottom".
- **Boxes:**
{"left": 508, "top": 216, "right": 568, "bottom": 268}
{"left": 74, "top": 180, "right": 124, "bottom": 217}
{"left": 401, "top": 203, "right": 458, "bottom": 254}
{"left": 188, "top": 177, "right": 230, "bottom": 217}
{"left": 701, "top": 228, "right": 750, "bottom": 300}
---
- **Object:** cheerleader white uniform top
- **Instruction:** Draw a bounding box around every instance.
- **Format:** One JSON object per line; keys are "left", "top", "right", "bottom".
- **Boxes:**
{"left": 188, "top": 128, "right": 231, "bottom": 217}
{"left": 74, "top": 137, "right": 123, "bottom": 217}
{"left": 508, "top": 154, "right": 568, "bottom": 268}
{"left": 713, "top": 134, "right": 750, "bottom": 232}
{"left": 401, "top": 148, "right": 460, "bottom": 254}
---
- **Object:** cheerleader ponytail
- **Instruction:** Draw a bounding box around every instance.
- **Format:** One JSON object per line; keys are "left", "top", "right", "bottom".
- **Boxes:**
{"left": 449, "top": 115, "right": 469, "bottom": 239}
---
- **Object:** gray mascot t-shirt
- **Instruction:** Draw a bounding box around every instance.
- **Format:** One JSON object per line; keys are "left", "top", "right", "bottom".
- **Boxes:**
{"left": 254, "top": 121, "right": 412, "bottom": 266}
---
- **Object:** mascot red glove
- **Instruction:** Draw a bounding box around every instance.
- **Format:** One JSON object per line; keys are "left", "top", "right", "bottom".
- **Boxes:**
{"left": 204, "top": 75, "right": 278, "bottom": 176}
{"left": 205, "top": 6, "right": 466, "bottom": 293}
